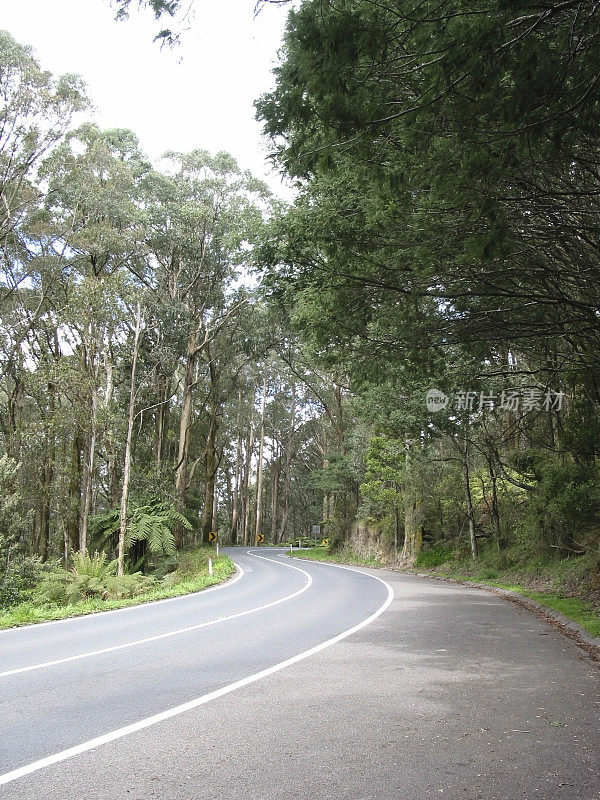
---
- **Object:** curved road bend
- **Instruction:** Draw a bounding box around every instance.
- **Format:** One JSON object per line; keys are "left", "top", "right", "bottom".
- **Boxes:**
{"left": 0, "top": 547, "right": 598, "bottom": 799}
{"left": 0, "top": 549, "right": 390, "bottom": 779}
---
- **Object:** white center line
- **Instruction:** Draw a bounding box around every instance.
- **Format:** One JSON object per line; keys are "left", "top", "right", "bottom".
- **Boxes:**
{"left": 0, "top": 560, "right": 393, "bottom": 787}
{"left": 0, "top": 556, "right": 312, "bottom": 679}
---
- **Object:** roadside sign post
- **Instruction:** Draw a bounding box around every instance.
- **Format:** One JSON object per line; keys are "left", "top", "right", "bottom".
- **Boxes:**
{"left": 208, "top": 557, "right": 213, "bottom": 576}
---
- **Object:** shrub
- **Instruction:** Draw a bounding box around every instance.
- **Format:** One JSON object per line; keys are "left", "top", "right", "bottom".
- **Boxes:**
{"left": 72, "top": 550, "right": 117, "bottom": 578}
{"left": 0, "top": 556, "right": 44, "bottom": 608}
{"left": 415, "top": 544, "right": 452, "bottom": 568}
{"left": 0, "top": 568, "right": 26, "bottom": 608}
{"left": 528, "top": 460, "right": 600, "bottom": 554}
{"left": 482, "top": 568, "right": 500, "bottom": 580}
{"left": 37, "top": 551, "right": 155, "bottom": 606}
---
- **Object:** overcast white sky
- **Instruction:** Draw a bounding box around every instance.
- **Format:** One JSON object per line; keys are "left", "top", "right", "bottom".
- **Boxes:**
{"left": 1, "top": 0, "right": 293, "bottom": 197}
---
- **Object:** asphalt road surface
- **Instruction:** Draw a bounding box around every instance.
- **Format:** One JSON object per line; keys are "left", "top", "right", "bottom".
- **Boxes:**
{"left": 0, "top": 547, "right": 598, "bottom": 799}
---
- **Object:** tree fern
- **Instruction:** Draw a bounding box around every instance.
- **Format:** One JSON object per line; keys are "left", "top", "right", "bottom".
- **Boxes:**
{"left": 37, "top": 568, "right": 155, "bottom": 606}
{"left": 72, "top": 550, "right": 117, "bottom": 578}
{"left": 90, "top": 495, "right": 191, "bottom": 562}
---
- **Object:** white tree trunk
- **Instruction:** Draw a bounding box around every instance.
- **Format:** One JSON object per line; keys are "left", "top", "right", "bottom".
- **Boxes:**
{"left": 279, "top": 383, "right": 295, "bottom": 540}
{"left": 79, "top": 388, "right": 98, "bottom": 555}
{"left": 254, "top": 374, "right": 267, "bottom": 545}
{"left": 117, "top": 303, "right": 142, "bottom": 578}
{"left": 230, "top": 387, "right": 243, "bottom": 543}
{"left": 242, "top": 410, "right": 254, "bottom": 546}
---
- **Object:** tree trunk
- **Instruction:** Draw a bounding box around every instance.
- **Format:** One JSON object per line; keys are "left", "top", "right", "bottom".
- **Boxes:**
{"left": 394, "top": 497, "right": 400, "bottom": 557}
{"left": 79, "top": 386, "right": 98, "bottom": 554}
{"left": 322, "top": 458, "right": 329, "bottom": 525}
{"left": 486, "top": 450, "right": 502, "bottom": 550}
{"left": 68, "top": 433, "right": 82, "bottom": 553}
{"left": 174, "top": 335, "right": 196, "bottom": 548}
{"left": 242, "top": 410, "right": 254, "bottom": 546}
{"left": 230, "top": 387, "right": 243, "bottom": 544}
{"left": 39, "top": 385, "right": 55, "bottom": 561}
{"left": 279, "top": 384, "right": 295, "bottom": 541}
{"left": 155, "top": 374, "right": 170, "bottom": 474}
{"left": 400, "top": 440, "right": 423, "bottom": 564}
{"left": 39, "top": 469, "right": 50, "bottom": 562}
{"left": 213, "top": 473, "right": 218, "bottom": 535}
{"left": 401, "top": 494, "right": 423, "bottom": 565}
{"left": 225, "top": 466, "right": 233, "bottom": 542}
{"left": 462, "top": 427, "right": 478, "bottom": 561}
{"left": 118, "top": 303, "right": 142, "bottom": 578}
{"left": 104, "top": 345, "right": 119, "bottom": 507}
{"left": 254, "top": 375, "right": 267, "bottom": 545}
{"left": 270, "top": 445, "right": 280, "bottom": 543}
{"left": 201, "top": 397, "right": 219, "bottom": 544}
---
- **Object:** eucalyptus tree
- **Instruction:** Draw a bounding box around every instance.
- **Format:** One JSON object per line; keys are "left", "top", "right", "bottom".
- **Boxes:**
{"left": 37, "top": 124, "right": 151, "bottom": 552}
{"left": 258, "top": 363, "right": 298, "bottom": 542}
{"left": 144, "top": 151, "right": 270, "bottom": 544}
{"left": 0, "top": 31, "right": 87, "bottom": 520}
{"left": 0, "top": 31, "right": 87, "bottom": 253}
{"left": 109, "top": 0, "right": 189, "bottom": 44}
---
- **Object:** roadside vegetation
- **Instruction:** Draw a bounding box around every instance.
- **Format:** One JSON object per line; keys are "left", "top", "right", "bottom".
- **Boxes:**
{"left": 291, "top": 546, "right": 383, "bottom": 569}
{"left": 0, "top": 547, "right": 233, "bottom": 630}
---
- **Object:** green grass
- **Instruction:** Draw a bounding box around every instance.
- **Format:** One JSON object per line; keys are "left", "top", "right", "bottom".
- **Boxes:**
{"left": 0, "top": 548, "right": 235, "bottom": 630}
{"left": 519, "top": 590, "right": 600, "bottom": 637}
{"left": 293, "top": 546, "right": 384, "bottom": 568}
{"left": 415, "top": 545, "right": 452, "bottom": 569}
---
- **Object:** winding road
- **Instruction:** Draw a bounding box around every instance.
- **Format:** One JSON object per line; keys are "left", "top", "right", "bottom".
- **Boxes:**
{"left": 0, "top": 548, "right": 598, "bottom": 799}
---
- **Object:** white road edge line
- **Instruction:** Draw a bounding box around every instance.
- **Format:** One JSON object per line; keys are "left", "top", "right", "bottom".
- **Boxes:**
{"left": 0, "top": 558, "right": 311, "bottom": 678}
{"left": 0, "top": 558, "right": 247, "bottom": 636}
{"left": 0, "top": 560, "right": 393, "bottom": 787}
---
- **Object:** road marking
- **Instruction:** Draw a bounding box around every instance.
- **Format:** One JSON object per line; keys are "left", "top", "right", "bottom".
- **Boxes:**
{"left": 0, "top": 558, "right": 312, "bottom": 679}
{"left": 0, "top": 557, "right": 247, "bottom": 636}
{"left": 246, "top": 549, "right": 313, "bottom": 577}
{"left": 0, "top": 561, "right": 393, "bottom": 787}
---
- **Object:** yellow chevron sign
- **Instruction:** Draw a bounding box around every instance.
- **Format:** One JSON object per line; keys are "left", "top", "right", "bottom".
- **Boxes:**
{"left": 257, "top": 533, "right": 264, "bottom": 544}
{"left": 321, "top": 538, "right": 329, "bottom": 547}
{"left": 208, "top": 531, "right": 217, "bottom": 543}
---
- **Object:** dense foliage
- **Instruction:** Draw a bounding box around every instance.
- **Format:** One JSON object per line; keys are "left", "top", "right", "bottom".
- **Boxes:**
{"left": 255, "top": 0, "right": 600, "bottom": 569}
